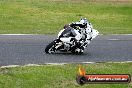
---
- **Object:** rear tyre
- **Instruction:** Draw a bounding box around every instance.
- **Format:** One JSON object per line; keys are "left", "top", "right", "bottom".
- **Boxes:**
{"left": 71, "top": 48, "right": 83, "bottom": 54}
{"left": 45, "top": 40, "right": 57, "bottom": 54}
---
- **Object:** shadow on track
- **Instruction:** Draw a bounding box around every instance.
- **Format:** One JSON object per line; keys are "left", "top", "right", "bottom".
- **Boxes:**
{"left": 44, "top": 52, "right": 90, "bottom": 56}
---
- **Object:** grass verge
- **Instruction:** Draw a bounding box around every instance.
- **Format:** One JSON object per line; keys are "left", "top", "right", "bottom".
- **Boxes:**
{"left": 0, "top": 0, "right": 132, "bottom": 34}
{"left": 0, "top": 62, "right": 132, "bottom": 88}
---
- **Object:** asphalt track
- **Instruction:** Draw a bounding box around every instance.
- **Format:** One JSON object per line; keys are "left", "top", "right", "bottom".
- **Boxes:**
{"left": 0, "top": 35, "right": 132, "bottom": 66}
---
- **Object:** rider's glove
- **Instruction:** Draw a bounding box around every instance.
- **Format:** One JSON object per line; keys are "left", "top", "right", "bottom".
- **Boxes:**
{"left": 69, "top": 23, "right": 78, "bottom": 29}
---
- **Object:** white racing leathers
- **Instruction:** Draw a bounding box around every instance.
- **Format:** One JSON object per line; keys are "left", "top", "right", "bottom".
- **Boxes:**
{"left": 58, "top": 24, "right": 99, "bottom": 52}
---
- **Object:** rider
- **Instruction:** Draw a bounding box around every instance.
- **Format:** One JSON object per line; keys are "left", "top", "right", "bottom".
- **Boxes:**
{"left": 61, "top": 18, "right": 94, "bottom": 52}
{"left": 69, "top": 18, "right": 93, "bottom": 47}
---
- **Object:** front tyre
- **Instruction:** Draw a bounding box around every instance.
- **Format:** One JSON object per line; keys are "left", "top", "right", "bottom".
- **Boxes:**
{"left": 45, "top": 40, "right": 57, "bottom": 54}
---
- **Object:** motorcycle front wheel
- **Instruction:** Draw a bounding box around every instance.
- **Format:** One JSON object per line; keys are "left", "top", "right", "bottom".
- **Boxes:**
{"left": 45, "top": 39, "right": 57, "bottom": 54}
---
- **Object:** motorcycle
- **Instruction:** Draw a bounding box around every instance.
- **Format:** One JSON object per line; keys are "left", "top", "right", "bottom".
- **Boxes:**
{"left": 45, "top": 26, "right": 99, "bottom": 54}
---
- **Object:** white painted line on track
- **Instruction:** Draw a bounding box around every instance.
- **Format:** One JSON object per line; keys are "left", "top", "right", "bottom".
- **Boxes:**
{"left": 0, "top": 34, "right": 39, "bottom": 35}
{"left": 0, "top": 34, "right": 132, "bottom": 36}
{"left": 45, "top": 63, "right": 67, "bottom": 65}
{"left": 110, "top": 34, "right": 132, "bottom": 35}
{"left": 0, "top": 61, "right": 132, "bottom": 68}
{"left": 124, "top": 61, "right": 132, "bottom": 63}
{"left": 1, "top": 65, "right": 20, "bottom": 68}
{"left": 81, "top": 62, "right": 95, "bottom": 64}
{"left": 24, "top": 64, "right": 42, "bottom": 66}
{"left": 100, "top": 34, "right": 132, "bottom": 35}
{"left": 108, "top": 39, "right": 120, "bottom": 41}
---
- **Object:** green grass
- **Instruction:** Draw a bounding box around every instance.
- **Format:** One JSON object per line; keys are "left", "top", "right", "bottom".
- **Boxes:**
{"left": 0, "top": 0, "right": 132, "bottom": 34}
{"left": 0, "top": 63, "right": 132, "bottom": 88}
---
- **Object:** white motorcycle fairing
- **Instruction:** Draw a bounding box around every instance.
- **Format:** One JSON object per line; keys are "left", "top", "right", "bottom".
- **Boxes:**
{"left": 45, "top": 27, "right": 99, "bottom": 54}
{"left": 91, "top": 29, "right": 99, "bottom": 39}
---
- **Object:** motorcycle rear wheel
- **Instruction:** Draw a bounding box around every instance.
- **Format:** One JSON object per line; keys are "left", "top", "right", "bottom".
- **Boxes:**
{"left": 71, "top": 48, "right": 83, "bottom": 54}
